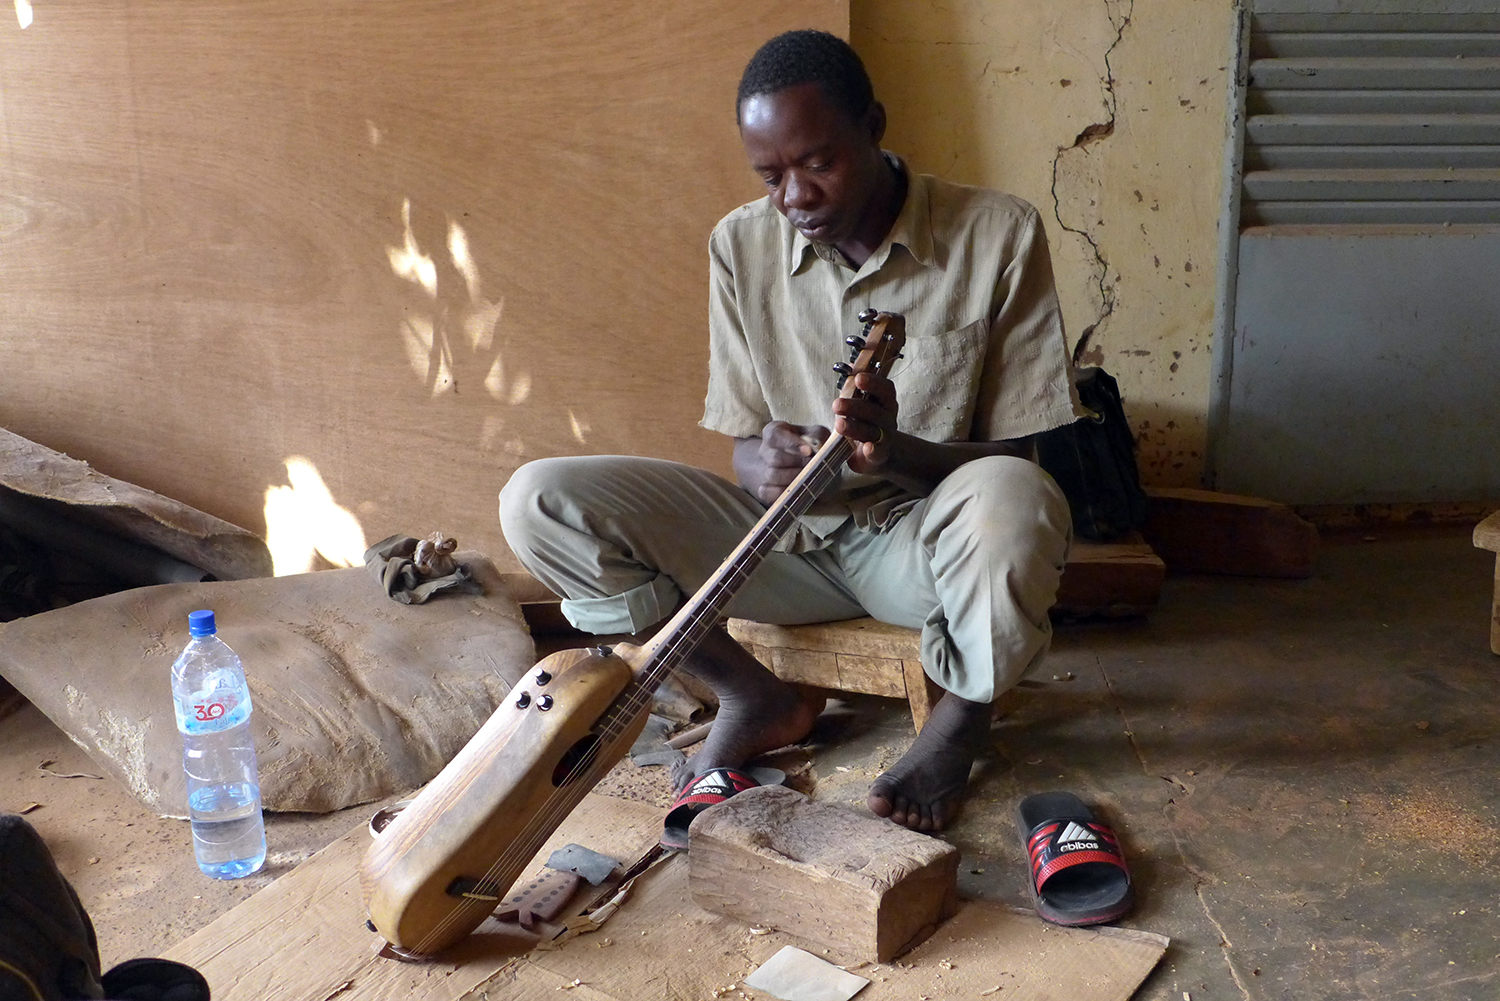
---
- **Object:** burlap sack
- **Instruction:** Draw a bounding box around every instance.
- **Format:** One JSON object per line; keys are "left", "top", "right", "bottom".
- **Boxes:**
{"left": 0, "top": 552, "right": 533, "bottom": 815}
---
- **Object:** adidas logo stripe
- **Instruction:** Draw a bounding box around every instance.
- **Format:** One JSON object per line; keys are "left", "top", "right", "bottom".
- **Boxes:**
{"left": 1056, "top": 821, "right": 1096, "bottom": 846}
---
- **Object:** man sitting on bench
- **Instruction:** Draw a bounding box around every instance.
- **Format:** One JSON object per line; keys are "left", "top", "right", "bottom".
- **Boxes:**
{"left": 500, "top": 30, "right": 1080, "bottom": 832}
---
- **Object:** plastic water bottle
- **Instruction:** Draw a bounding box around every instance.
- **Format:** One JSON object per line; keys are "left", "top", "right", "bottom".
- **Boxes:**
{"left": 170, "top": 609, "right": 266, "bottom": 878}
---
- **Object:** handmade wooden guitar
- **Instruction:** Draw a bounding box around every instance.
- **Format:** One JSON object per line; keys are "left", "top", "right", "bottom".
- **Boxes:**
{"left": 360, "top": 310, "right": 907, "bottom": 956}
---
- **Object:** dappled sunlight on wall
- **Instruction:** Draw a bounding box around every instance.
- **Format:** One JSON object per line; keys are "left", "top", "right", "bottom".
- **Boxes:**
{"left": 263, "top": 457, "right": 368, "bottom": 576}
{"left": 385, "top": 197, "right": 531, "bottom": 408}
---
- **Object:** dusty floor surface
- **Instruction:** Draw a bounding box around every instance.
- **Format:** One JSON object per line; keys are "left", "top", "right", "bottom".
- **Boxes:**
{"left": 2, "top": 525, "right": 1497, "bottom": 999}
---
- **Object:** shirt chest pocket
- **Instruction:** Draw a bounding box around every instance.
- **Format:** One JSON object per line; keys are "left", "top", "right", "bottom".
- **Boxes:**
{"left": 890, "top": 317, "right": 989, "bottom": 440}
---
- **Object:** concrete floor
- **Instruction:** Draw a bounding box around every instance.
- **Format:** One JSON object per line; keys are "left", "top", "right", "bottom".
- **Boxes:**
{"left": 3, "top": 524, "right": 1496, "bottom": 999}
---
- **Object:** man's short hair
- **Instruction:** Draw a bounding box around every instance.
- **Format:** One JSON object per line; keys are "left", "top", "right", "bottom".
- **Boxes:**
{"left": 736, "top": 30, "right": 875, "bottom": 125}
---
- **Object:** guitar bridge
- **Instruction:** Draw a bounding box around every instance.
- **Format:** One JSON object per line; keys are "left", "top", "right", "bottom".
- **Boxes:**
{"left": 445, "top": 876, "right": 500, "bottom": 901}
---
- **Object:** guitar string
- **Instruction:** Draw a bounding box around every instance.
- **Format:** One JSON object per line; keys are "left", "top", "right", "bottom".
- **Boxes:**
{"left": 409, "top": 437, "right": 854, "bottom": 953}
{"left": 409, "top": 436, "right": 856, "bottom": 953}
{"left": 405, "top": 333, "right": 894, "bottom": 952}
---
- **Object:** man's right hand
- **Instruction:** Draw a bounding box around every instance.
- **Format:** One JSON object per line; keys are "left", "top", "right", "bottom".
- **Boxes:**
{"left": 733, "top": 421, "right": 831, "bottom": 504}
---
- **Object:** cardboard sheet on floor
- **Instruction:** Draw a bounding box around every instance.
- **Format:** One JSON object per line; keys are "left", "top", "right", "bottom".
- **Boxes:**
{"left": 164, "top": 794, "right": 1167, "bottom": 1001}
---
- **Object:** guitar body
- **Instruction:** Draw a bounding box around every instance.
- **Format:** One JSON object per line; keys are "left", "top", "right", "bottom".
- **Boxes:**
{"left": 360, "top": 644, "right": 649, "bottom": 954}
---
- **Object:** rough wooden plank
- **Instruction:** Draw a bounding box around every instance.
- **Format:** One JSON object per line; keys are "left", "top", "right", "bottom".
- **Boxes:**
{"left": 901, "top": 658, "right": 942, "bottom": 732}
{"left": 162, "top": 793, "right": 663, "bottom": 1001}
{"left": 688, "top": 785, "right": 959, "bottom": 963}
{"left": 835, "top": 653, "right": 907, "bottom": 699}
{"left": 728, "top": 617, "right": 922, "bottom": 659}
{"left": 510, "top": 845, "right": 1168, "bottom": 1001}
{"left": 769, "top": 647, "right": 840, "bottom": 688}
{"left": 1143, "top": 487, "right": 1319, "bottom": 578}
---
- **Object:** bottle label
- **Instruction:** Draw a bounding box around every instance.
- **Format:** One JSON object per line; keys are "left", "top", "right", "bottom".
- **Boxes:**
{"left": 176, "top": 680, "right": 253, "bottom": 734}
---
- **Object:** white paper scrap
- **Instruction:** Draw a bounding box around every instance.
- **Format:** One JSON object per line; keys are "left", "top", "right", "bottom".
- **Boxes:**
{"left": 743, "top": 946, "right": 870, "bottom": 1001}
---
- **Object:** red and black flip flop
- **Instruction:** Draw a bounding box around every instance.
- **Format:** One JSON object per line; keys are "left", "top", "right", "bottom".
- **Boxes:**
{"left": 1016, "top": 791, "right": 1135, "bottom": 926}
{"left": 660, "top": 767, "right": 762, "bottom": 849}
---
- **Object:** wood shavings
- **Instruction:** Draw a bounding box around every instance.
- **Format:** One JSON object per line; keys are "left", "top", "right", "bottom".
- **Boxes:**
{"left": 87, "top": 857, "right": 100, "bottom": 865}
{"left": 938, "top": 959, "right": 954, "bottom": 970}
{"left": 980, "top": 987, "right": 1002, "bottom": 997}
{"left": 38, "top": 759, "right": 103, "bottom": 780}
{"left": 557, "top": 979, "right": 584, "bottom": 990}
{"left": 320, "top": 980, "right": 354, "bottom": 1001}
{"left": 18, "top": 803, "right": 42, "bottom": 815}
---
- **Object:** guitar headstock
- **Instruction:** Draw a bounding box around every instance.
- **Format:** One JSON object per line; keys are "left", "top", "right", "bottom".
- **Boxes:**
{"left": 834, "top": 309, "right": 906, "bottom": 395}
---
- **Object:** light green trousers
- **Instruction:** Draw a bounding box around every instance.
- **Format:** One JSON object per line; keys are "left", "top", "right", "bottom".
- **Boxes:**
{"left": 498, "top": 454, "right": 1071, "bottom": 704}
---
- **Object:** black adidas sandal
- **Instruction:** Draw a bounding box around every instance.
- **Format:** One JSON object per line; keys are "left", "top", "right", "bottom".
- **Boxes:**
{"left": 1016, "top": 791, "right": 1135, "bottom": 926}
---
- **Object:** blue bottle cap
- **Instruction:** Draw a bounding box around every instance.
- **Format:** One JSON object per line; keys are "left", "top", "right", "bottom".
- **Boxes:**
{"left": 188, "top": 609, "right": 217, "bottom": 636}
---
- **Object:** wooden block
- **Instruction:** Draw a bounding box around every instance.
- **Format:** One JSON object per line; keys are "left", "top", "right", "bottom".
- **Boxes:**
{"left": 1054, "top": 533, "right": 1166, "bottom": 617}
{"left": 1142, "top": 487, "right": 1319, "bottom": 578}
{"left": 688, "top": 785, "right": 959, "bottom": 963}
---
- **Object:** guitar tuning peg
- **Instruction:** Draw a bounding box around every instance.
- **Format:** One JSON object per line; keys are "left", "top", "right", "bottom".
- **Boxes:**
{"left": 844, "top": 334, "right": 866, "bottom": 350}
{"left": 857, "top": 308, "right": 879, "bottom": 323}
{"left": 832, "top": 361, "right": 854, "bottom": 389}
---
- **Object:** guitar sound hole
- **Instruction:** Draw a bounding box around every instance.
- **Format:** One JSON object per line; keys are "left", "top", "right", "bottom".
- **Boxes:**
{"left": 552, "top": 734, "right": 601, "bottom": 787}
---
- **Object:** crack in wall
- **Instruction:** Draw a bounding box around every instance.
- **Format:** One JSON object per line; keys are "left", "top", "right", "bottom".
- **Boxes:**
{"left": 1050, "top": 0, "right": 1134, "bottom": 356}
{"left": 1095, "top": 654, "right": 1255, "bottom": 1001}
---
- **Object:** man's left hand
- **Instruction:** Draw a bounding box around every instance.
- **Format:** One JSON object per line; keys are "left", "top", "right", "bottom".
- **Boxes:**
{"left": 832, "top": 370, "right": 898, "bottom": 473}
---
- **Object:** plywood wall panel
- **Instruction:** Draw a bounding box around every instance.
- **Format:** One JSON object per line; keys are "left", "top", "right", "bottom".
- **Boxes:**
{"left": 0, "top": 1, "right": 846, "bottom": 572}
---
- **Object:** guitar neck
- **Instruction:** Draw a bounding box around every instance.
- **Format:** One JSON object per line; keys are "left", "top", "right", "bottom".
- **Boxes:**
{"left": 631, "top": 431, "right": 855, "bottom": 694}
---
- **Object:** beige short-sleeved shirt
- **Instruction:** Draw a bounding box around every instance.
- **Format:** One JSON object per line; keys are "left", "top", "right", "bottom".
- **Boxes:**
{"left": 702, "top": 156, "right": 1083, "bottom": 548}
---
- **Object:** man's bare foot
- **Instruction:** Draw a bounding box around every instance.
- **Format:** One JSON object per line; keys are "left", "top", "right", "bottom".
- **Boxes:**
{"left": 867, "top": 690, "right": 992, "bottom": 832}
{"left": 671, "top": 684, "right": 823, "bottom": 790}
{"left": 668, "top": 627, "right": 824, "bottom": 791}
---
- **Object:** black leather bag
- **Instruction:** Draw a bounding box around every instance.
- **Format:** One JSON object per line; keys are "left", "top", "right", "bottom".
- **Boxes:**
{"left": 1035, "top": 365, "right": 1148, "bottom": 542}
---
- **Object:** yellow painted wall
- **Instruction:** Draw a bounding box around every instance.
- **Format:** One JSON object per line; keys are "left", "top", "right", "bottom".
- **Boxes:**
{"left": 853, "top": 0, "right": 1236, "bottom": 485}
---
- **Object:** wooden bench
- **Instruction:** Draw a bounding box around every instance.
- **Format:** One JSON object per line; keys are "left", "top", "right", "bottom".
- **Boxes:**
{"left": 728, "top": 534, "right": 1165, "bottom": 731}
{"left": 1475, "top": 511, "right": 1500, "bottom": 655}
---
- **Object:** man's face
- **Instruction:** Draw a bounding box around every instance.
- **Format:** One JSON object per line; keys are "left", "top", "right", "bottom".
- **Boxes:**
{"left": 739, "top": 82, "right": 886, "bottom": 249}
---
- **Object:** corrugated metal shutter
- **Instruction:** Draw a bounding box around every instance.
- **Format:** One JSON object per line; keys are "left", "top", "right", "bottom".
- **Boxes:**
{"left": 1243, "top": 10, "right": 1500, "bottom": 225}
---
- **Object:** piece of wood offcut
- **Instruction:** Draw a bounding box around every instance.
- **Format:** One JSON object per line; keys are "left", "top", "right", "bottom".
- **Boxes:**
{"left": 688, "top": 785, "right": 959, "bottom": 963}
{"left": 1143, "top": 487, "right": 1319, "bottom": 578}
{"left": 1054, "top": 532, "right": 1165, "bottom": 617}
{"left": 1474, "top": 510, "right": 1500, "bottom": 655}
